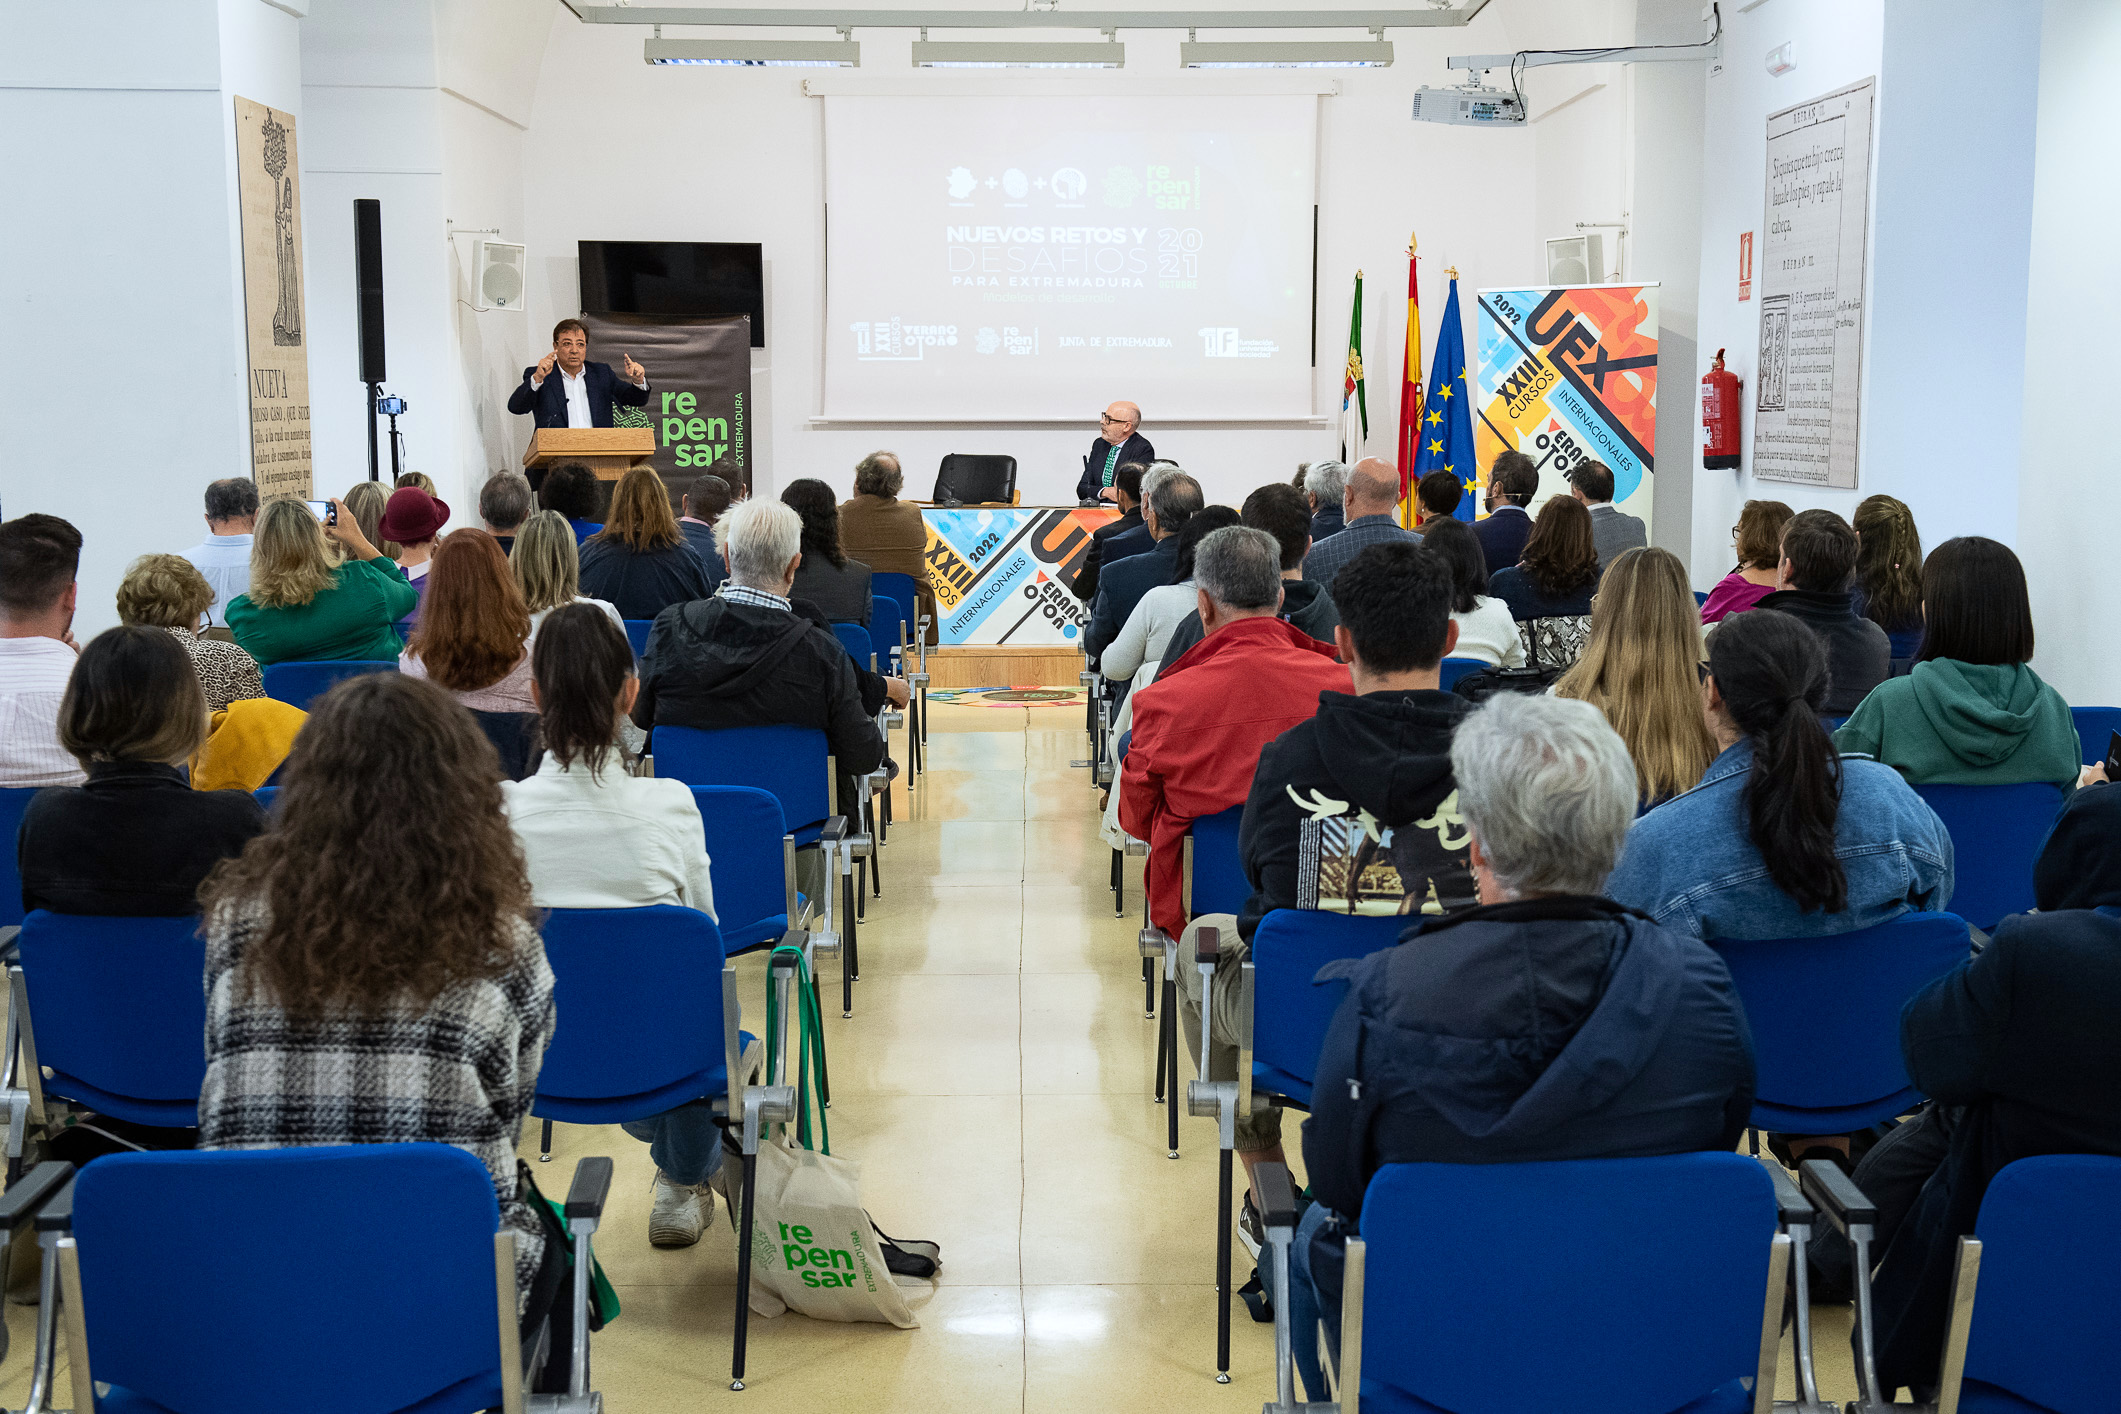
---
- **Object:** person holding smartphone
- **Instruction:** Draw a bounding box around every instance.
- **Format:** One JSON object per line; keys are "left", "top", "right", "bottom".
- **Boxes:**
{"left": 225, "top": 497, "right": 419, "bottom": 666}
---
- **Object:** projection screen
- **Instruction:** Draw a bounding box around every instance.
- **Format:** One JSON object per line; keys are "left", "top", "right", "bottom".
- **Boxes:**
{"left": 820, "top": 93, "right": 1319, "bottom": 421}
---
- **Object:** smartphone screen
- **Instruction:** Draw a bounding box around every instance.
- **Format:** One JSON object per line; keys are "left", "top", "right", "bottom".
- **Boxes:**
{"left": 302, "top": 499, "right": 337, "bottom": 526}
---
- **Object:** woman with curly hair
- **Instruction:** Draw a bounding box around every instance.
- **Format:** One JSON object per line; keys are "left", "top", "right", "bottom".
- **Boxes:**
{"left": 198, "top": 672, "right": 556, "bottom": 1326}
{"left": 116, "top": 553, "right": 264, "bottom": 711}
{"left": 1488, "top": 494, "right": 1601, "bottom": 668}
{"left": 782, "top": 477, "right": 872, "bottom": 626}
{"left": 400, "top": 529, "right": 535, "bottom": 712}
{"left": 578, "top": 466, "right": 713, "bottom": 621}
{"left": 1701, "top": 498, "right": 1794, "bottom": 624}
{"left": 225, "top": 497, "right": 417, "bottom": 665}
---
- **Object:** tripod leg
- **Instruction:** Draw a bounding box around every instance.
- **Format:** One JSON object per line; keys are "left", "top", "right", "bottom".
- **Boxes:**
{"left": 1163, "top": 976, "right": 1180, "bottom": 1159}
{"left": 1215, "top": 1146, "right": 1233, "bottom": 1383}
{"left": 731, "top": 1149, "right": 760, "bottom": 1389}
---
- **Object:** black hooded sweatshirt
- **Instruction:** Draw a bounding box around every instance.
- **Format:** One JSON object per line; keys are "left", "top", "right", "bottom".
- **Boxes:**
{"left": 1236, "top": 687, "right": 1474, "bottom": 942}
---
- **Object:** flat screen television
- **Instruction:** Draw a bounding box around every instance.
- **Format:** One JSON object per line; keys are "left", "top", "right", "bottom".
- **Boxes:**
{"left": 578, "top": 241, "right": 764, "bottom": 347}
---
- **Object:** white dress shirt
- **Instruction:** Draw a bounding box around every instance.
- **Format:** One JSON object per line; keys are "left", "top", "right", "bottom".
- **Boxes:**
{"left": 181, "top": 533, "right": 253, "bottom": 628}
{"left": 530, "top": 363, "right": 647, "bottom": 429}
{"left": 0, "top": 636, "right": 86, "bottom": 787}
{"left": 502, "top": 754, "right": 717, "bottom": 918}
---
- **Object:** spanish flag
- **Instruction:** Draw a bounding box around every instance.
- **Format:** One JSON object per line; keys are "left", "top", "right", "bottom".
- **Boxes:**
{"left": 1396, "top": 235, "right": 1422, "bottom": 526}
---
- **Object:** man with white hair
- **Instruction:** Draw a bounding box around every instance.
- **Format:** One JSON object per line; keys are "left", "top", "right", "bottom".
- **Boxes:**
{"left": 1301, "top": 456, "right": 1419, "bottom": 601}
{"left": 1303, "top": 460, "right": 1350, "bottom": 543}
{"left": 1280, "top": 691, "right": 1757, "bottom": 1400}
{"left": 630, "top": 497, "right": 892, "bottom": 780}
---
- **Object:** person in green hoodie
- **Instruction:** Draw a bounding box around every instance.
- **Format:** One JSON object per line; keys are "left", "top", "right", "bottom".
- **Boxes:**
{"left": 1834, "top": 537, "right": 2078, "bottom": 794}
{"left": 226, "top": 497, "right": 419, "bottom": 666}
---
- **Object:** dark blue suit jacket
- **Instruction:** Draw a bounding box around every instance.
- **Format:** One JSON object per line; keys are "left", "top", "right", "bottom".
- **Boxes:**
{"left": 1086, "top": 535, "right": 1178, "bottom": 663}
{"left": 1471, "top": 505, "right": 1534, "bottom": 578}
{"left": 1077, "top": 432, "right": 1156, "bottom": 502}
{"left": 506, "top": 360, "right": 651, "bottom": 429}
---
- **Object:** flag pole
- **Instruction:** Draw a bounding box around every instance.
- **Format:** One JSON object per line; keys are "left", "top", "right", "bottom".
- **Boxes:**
{"left": 1397, "top": 233, "right": 1423, "bottom": 527}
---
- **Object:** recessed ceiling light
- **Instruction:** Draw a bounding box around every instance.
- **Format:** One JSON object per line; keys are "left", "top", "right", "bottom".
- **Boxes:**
{"left": 911, "top": 40, "right": 1125, "bottom": 69}
{"left": 645, "top": 38, "right": 860, "bottom": 67}
{"left": 1181, "top": 40, "right": 1394, "bottom": 69}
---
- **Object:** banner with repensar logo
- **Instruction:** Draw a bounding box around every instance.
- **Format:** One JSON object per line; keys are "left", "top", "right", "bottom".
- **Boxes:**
{"left": 1473, "top": 284, "right": 1660, "bottom": 529}
{"left": 921, "top": 507, "right": 1118, "bottom": 647}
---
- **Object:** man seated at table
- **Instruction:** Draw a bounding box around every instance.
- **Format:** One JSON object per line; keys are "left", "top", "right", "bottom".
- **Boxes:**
{"left": 1077, "top": 401, "right": 1155, "bottom": 504}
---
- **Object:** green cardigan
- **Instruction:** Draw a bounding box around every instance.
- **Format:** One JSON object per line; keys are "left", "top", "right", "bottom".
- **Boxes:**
{"left": 1835, "top": 659, "right": 2080, "bottom": 794}
{"left": 226, "top": 556, "right": 418, "bottom": 666}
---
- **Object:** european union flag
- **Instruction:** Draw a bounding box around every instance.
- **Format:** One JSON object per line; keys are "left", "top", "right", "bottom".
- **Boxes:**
{"left": 1409, "top": 278, "right": 1477, "bottom": 522}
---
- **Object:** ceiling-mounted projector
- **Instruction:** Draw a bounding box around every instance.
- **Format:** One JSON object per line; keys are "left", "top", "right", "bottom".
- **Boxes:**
{"left": 1412, "top": 84, "right": 1525, "bottom": 125}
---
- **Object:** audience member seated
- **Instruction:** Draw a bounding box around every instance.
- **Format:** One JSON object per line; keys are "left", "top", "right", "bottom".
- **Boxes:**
{"left": 1304, "top": 459, "right": 1350, "bottom": 544}
{"left": 1700, "top": 498, "right": 1793, "bottom": 623}
{"left": 226, "top": 498, "right": 417, "bottom": 666}
{"left": 1186, "top": 543, "right": 1477, "bottom": 1232}
{"left": 395, "top": 471, "right": 438, "bottom": 496}
{"left": 1156, "top": 485, "right": 1338, "bottom": 672}
{"left": 1609, "top": 608, "right": 1954, "bottom": 945}
{"left": 21, "top": 626, "right": 264, "bottom": 915}
{"left": 539, "top": 462, "right": 604, "bottom": 545}
{"left": 502, "top": 604, "right": 726, "bottom": 1247}
{"left": 479, "top": 471, "right": 534, "bottom": 557}
{"left": 1416, "top": 516, "right": 1524, "bottom": 668}
{"left": 377, "top": 486, "right": 447, "bottom": 633}
{"left": 1489, "top": 495, "right": 1600, "bottom": 668}
{"left": 197, "top": 673, "right": 557, "bottom": 1329}
{"left": 1103, "top": 507, "right": 1239, "bottom": 685}
{"left": 677, "top": 474, "right": 734, "bottom": 592}
{"left": 579, "top": 466, "right": 714, "bottom": 622}
{"left": 512, "top": 510, "right": 623, "bottom": 633}
{"left": 781, "top": 478, "right": 872, "bottom": 627}
{"left": 1851, "top": 493, "right": 1926, "bottom": 659}
{"left": 1825, "top": 781, "right": 2121, "bottom": 1395}
{"left": 1570, "top": 459, "right": 1647, "bottom": 573}
{"left": 179, "top": 477, "right": 258, "bottom": 634}
{"left": 400, "top": 530, "right": 536, "bottom": 714}
{"left": 1288, "top": 691, "right": 1755, "bottom": 1400}
{"left": 0, "top": 513, "right": 86, "bottom": 788}
{"left": 1300, "top": 457, "right": 1416, "bottom": 596}
{"left": 632, "top": 498, "right": 886, "bottom": 781}
{"left": 838, "top": 452, "right": 934, "bottom": 638}
{"left": 1470, "top": 450, "right": 1539, "bottom": 576}
{"left": 1071, "top": 461, "right": 1146, "bottom": 602}
{"left": 1410, "top": 468, "right": 1463, "bottom": 534}
{"left": 115, "top": 553, "right": 264, "bottom": 711}
{"left": 341, "top": 479, "right": 394, "bottom": 559}
{"left": 1749, "top": 508, "right": 1890, "bottom": 715}
{"left": 1119, "top": 526, "right": 1350, "bottom": 944}
{"left": 1554, "top": 547, "right": 1717, "bottom": 809}
{"left": 1835, "top": 537, "right": 2079, "bottom": 793}
{"left": 1086, "top": 469, "right": 1204, "bottom": 663}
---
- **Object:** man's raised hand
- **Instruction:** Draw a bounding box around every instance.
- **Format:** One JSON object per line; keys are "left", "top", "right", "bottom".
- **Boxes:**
{"left": 622, "top": 353, "right": 646, "bottom": 384}
{"left": 534, "top": 350, "right": 558, "bottom": 381}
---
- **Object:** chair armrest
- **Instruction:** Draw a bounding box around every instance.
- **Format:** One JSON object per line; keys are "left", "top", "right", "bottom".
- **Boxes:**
{"left": 1766, "top": 1160, "right": 1815, "bottom": 1228}
{"left": 1254, "top": 1162, "right": 1298, "bottom": 1232}
{"left": 1799, "top": 1158, "right": 1875, "bottom": 1236}
{"left": 34, "top": 1173, "right": 74, "bottom": 1234}
{"left": 0, "top": 1161, "right": 72, "bottom": 1234}
{"left": 0, "top": 925, "right": 18, "bottom": 963}
{"left": 564, "top": 1156, "right": 614, "bottom": 1222}
{"left": 816, "top": 815, "right": 849, "bottom": 845}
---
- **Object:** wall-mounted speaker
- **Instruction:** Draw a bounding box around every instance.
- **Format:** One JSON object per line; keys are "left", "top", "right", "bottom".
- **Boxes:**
{"left": 474, "top": 239, "right": 526, "bottom": 310}
{"left": 1544, "top": 233, "right": 1605, "bottom": 286}
{"left": 354, "top": 199, "right": 386, "bottom": 383}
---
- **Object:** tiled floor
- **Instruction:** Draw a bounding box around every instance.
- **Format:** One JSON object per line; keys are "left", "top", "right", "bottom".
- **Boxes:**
{"left": 0, "top": 697, "right": 1865, "bottom": 1409}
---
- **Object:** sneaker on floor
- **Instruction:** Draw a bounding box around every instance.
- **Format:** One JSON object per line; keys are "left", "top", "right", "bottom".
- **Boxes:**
{"left": 648, "top": 1171, "right": 714, "bottom": 1248}
{"left": 1237, "top": 1194, "right": 1264, "bottom": 1260}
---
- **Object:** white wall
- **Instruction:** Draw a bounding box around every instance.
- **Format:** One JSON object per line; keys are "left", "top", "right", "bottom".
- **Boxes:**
{"left": 2016, "top": 0, "right": 2121, "bottom": 706}
{"left": 0, "top": 0, "right": 304, "bottom": 636}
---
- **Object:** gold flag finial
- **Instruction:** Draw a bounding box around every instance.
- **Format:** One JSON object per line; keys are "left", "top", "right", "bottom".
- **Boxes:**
{"left": 1445, "top": 265, "right": 1460, "bottom": 280}
{"left": 1408, "top": 232, "right": 1418, "bottom": 257}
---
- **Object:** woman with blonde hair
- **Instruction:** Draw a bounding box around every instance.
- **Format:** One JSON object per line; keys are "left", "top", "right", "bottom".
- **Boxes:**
{"left": 342, "top": 480, "right": 397, "bottom": 560}
{"left": 1851, "top": 494, "right": 1925, "bottom": 658}
{"left": 1555, "top": 547, "right": 1719, "bottom": 807}
{"left": 1700, "top": 499, "right": 1794, "bottom": 624}
{"left": 512, "top": 510, "right": 622, "bottom": 632}
{"left": 578, "top": 466, "right": 713, "bottom": 621}
{"left": 116, "top": 553, "right": 265, "bottom": 710}
{"left": 225, "top": 497, "right": 417, "bottom": 665}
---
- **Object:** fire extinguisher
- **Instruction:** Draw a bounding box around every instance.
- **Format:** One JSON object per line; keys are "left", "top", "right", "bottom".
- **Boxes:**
{"left": 1702, "top": 349, "right": 1741, "bottom": 470}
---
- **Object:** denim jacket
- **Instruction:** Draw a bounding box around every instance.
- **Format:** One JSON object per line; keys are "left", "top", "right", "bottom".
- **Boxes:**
{"left": 1606, "top": 739, "right": 1956, "bottom": 941}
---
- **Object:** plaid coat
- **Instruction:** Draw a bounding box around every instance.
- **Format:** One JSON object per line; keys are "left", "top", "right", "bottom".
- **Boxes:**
{"left": 199, "top": 900, "right": 556, "bottom": 1309}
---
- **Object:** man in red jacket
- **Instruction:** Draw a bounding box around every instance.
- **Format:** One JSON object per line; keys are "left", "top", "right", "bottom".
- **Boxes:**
{"left": 1121, "top": 526, "right": 1351, "bottom": 937}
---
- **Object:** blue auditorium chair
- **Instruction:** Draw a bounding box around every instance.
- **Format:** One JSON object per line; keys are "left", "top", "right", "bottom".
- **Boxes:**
{"left": 1439, "top": 655, "right": 1487, "bottom": 690}
{"left": 0, "top": 787, "right": 41, "bottom": 932}
{"left": 1913, "top": 783, "right": 2066, "bottom": 931}
{"left": 259, "top": 658, "right": 396, "bottom": 711}
{"left": 2071, "top": 705, "right": 2121, "bottom": 767}
{"left": 623, "top": 618, "right": 654, "bottom": 658}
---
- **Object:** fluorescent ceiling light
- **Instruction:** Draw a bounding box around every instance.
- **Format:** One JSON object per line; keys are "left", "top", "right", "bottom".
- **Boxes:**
{"left": 645, "top": 37, "right": 861, "bottom": 67}
{"left": 1181, "top": 40, "right": 1393, "bottom": 68}
{"left": 911, "top": 40, "right": 1125, "bottom": 69}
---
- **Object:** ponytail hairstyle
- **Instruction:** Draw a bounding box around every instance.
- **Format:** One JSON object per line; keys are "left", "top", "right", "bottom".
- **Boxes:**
{"left": 1851, "top": 494, "right": 1924, "bottom": 632}
{"left": 529, "top": 603, "right": 636, "bottom": 780}
{"left": 1705, "top": 609, "right": 1846, "bottom": 914}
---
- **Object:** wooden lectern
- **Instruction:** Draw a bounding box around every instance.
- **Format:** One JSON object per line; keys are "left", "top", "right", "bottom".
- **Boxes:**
{"left": 522, "top": 428, "right": 656, "bottom": 482}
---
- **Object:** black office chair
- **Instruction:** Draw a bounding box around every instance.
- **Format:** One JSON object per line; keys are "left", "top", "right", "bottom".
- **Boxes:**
{"left": 931, "top": 454, "right": 1017, "bottom": 506}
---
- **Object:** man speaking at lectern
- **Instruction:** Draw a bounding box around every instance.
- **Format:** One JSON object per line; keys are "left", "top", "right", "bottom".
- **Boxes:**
{"left": 506, "top": 318, "right": 651, "bottom": 428}
{"left": 1077, "top": 401, "right": 1155, "bottom": 504}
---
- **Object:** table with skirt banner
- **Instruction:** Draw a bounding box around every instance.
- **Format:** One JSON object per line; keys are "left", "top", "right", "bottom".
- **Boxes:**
{"left": 921, "top": 507, "right": 1119, "bottom": 648}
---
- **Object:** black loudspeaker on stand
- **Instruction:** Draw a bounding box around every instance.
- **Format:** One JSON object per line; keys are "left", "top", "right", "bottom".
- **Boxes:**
{"left": 354, "top": 199, "right": 387, "bottom": 482}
